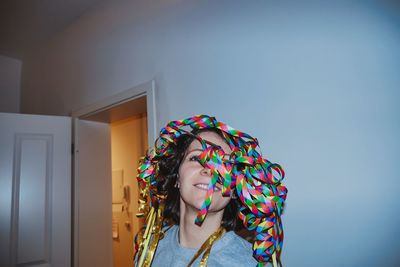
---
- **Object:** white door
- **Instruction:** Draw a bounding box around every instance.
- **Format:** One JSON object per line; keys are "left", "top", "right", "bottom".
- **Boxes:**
{"left": 0, "top": 113, "right": 71, "bottom": 267}
{"left": 73, "top": 119, "right": 112, "bottom": 267}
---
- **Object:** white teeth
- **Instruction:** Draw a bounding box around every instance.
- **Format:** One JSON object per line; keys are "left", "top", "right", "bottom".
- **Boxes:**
{"left": 194, "top": 184, "right": 221, "bottom": 191}
{"left": 195, "top": 184, "right": 208, "bottom": 190}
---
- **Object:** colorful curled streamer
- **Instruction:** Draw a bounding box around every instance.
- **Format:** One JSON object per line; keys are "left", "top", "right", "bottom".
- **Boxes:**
{"left": 136, "top": 115, "right": 288, "bottom": 266}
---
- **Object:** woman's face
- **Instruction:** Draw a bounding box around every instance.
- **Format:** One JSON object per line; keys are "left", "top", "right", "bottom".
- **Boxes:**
{"left": 178, "top": 131, "right": 232, "bottom": 214}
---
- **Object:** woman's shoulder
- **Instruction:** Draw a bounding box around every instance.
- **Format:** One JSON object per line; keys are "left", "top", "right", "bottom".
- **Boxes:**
{"left": 158, "top": 224, "right": 179, "bottom": 248}
{"left": 209, "top": 230, "right": 257, "bottom": 266}
{"left": 219, "top": 230, "right": 252, "bottom": 248}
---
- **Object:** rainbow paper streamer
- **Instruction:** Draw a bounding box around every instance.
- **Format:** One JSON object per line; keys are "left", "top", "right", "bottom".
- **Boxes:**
{"left": 136, "top": 115, "right": 288, "bottom": 266}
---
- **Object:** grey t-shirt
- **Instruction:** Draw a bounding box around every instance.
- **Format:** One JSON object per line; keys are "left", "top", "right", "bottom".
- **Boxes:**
{"left": 150, "top": 225, "right": 258, "bottom": 267}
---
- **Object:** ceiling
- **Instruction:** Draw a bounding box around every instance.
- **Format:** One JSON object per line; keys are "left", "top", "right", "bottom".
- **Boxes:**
{"left": 0, "top": 0, "right": 107, "bottom": 59}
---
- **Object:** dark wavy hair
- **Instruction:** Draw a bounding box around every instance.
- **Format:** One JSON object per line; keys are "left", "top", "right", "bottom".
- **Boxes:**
{"left": 155, "top": 128, "right": 243, "bottom": 232}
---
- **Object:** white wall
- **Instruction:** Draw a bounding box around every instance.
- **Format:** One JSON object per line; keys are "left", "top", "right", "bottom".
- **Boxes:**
{"left": 20, "top": 1, "right": 400, "bottom": 266}
{"left": 0, "top": 55, "right": 21, "bottom": 113}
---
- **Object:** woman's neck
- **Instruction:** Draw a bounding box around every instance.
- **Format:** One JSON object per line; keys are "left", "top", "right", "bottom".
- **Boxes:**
{"left": 178, "top": 201, "right": 224, "bottom": 249}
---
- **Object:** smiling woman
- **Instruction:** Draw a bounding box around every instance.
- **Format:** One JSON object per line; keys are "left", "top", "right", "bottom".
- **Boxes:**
{"left": 178, "top": 132, "right": 233, "bottom": 217}
{"left": 134, "top": 115, "right": 287, "bottom": 267}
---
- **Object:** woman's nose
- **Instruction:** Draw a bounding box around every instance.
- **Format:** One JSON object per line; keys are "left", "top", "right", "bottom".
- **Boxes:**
{"left": 200, "top": 167, "right": 211, "bottom": 176}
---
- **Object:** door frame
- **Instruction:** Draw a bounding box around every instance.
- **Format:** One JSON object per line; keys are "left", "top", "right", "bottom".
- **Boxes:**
{"left": 71, "top": 80, "right": 157, "bottom": 143}
{"left": 71, "top": 80, "right": 157, "bottom": 267}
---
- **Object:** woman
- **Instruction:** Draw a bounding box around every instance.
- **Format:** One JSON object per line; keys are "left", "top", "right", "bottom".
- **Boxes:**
{"left": 135, "top": 115, "right": 287, "bottom": 267}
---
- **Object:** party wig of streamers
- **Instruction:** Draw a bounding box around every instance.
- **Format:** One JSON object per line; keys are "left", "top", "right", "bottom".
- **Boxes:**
{"left": 137, "top": 115, "right": 288, "bottom": 265}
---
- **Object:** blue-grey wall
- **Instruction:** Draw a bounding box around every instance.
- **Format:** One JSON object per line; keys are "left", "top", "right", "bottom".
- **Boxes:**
{"left": 21, "top": 1, "right": 400, "bottom": 266}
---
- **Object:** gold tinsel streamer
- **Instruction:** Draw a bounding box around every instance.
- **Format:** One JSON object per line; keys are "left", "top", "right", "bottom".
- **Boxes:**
{"left": 135, "top": 194, "right": 166, "bottom": 267}
{"left": 186, "top": 226, "right": 226, "bottom": 267}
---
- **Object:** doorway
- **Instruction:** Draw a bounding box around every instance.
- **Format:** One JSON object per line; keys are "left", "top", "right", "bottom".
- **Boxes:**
{"left": 72, "top": 81, "right": 156, "bottom": 267}
{"left": 84, "top": 98, "right": 147, "bottom": 267}
{"left": 110, "top": 114, "right": 147, "bottom": 267}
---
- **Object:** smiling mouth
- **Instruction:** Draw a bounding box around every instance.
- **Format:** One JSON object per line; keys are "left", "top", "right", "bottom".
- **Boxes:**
{"left": 194, "top": 183, "right": 221, "bottom": 191}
